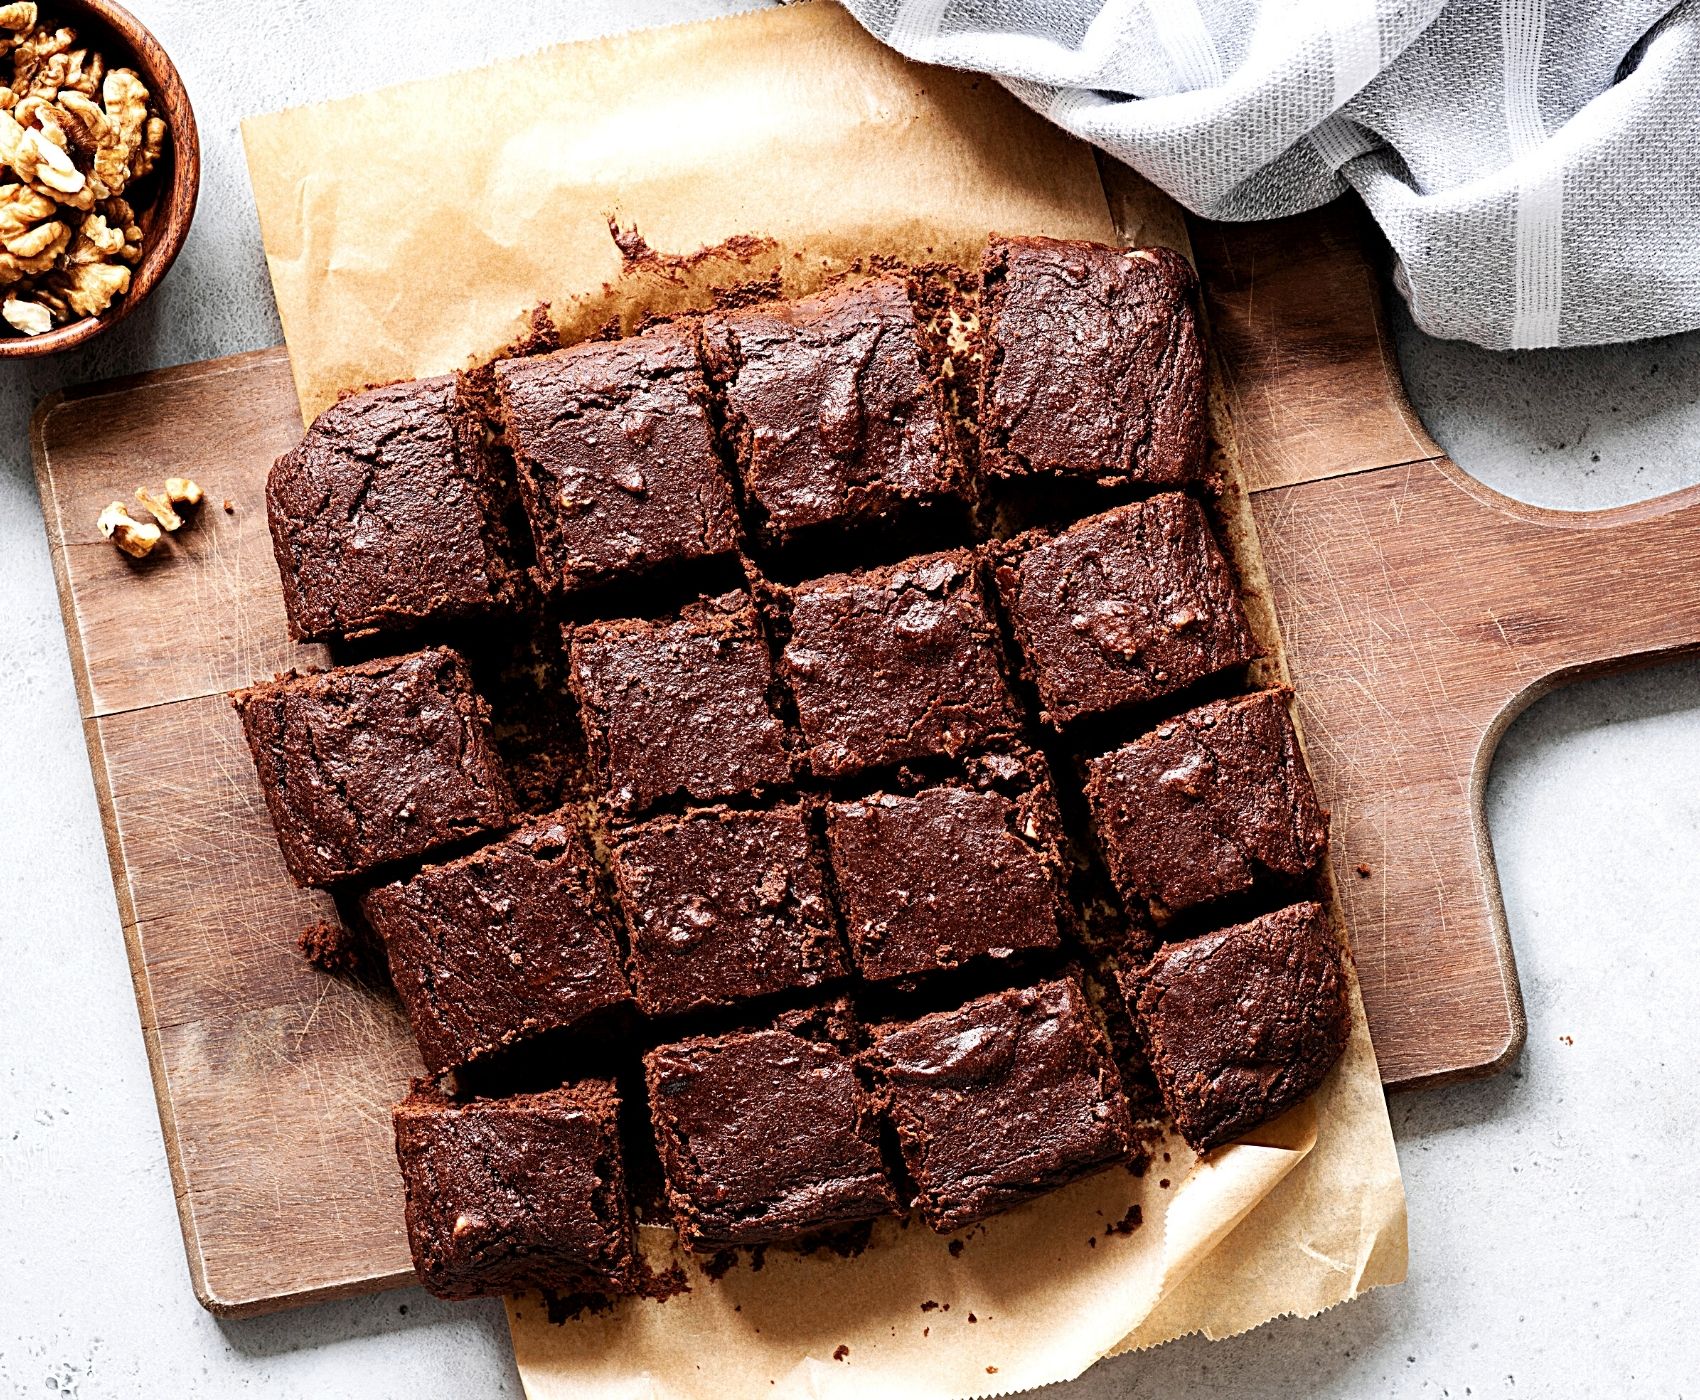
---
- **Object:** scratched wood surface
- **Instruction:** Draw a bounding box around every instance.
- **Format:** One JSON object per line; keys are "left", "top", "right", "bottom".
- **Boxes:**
{"left": 33, "top": 199, "right": 1700, "bottom": 1315}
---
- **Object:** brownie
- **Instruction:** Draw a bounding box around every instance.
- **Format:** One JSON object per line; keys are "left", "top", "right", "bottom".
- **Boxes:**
{"left": 644, "top": 1006, "right": 899, "bottom": 1249}
{"left": 1076, "top": 960, "right": 1163, "bottom": 1120}
{"left": 701, "top": 276, "right": 962, "bottom": 544}
{"left": 824, "top": 750, "right": 1066, "bottom": 983}
{"left": 993, "top": 495, "right": 1258, "bottom": 727}
{"left": 1085, "top": 690, "right": 1329, "bottom": 917}
{"left": 468, "top": 625, "right": 591, "bottom": 815}
{"left": 233, "top": 648, "right": 516, "bottom": 886}
{"left": 363, "top": 814, "right": 630, "bottom": 1074}
{"left": 1128, "top": 901, "right": 1351, "bottom": 1152}
{"left": 863, "top": 977, "right": 1135, "bottom": 1232}
{"left": 609, "top": 803, "right": 847, "bottom": 1018}
{"left": 266, "top": 375, "right": 521, "bottom": 642}
{"left": 778, "top": 549, "right": 1020, "bottom": 779}
{"left": 495, "top": 321, "right": 739, "bottom": 593}
{"left": 393, "top": 1080, "right": 638, "bottom": 1300}
{"left": 977, "top": 235, "right": 1205, "bottom": 487}
{"left": 569, "top": 591, "right": 792, "bottom": 818}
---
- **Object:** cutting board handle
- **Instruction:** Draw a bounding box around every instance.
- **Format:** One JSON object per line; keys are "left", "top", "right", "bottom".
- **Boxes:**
{"left": 1447, "top": 465, "right": 1700, "bottom": 704}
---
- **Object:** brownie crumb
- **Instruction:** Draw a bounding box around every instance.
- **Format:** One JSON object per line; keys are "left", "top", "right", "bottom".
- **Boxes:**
{"left": 921, "top": 1300, "right": 939, "bottom": 1312}
{"left": 221, "top": 498, "right": 234, "bottom": 513}
{"left": 832, "top": 1345, "right": 850, "bottom": 1362}
{"left": 1159, "top": 1179, "right": 1171, "bottom": 1190}
{"left": 947, "top": 1239, "right": 964, "bottom": 1258}
{"left": 1105, "top": 1204, "right": 1144, "bottom": 1237}
{"left": 967, "top": 1313, "right": 977, "bottom": 1324}
{"left": 1127, "top": 1153, "right": 1150, "bottom": 1178}
{"left": 543, "top": 1289, "right": 616, "bottom": 1324}
{"left": 296, "top": 918, "right": 364, "bottom": 977}
{"left": 1357, "top": 862, "right": 1373, "bottom": 878}
{"left": 640, "top": 1263, "right": 690, "bottom": 1302}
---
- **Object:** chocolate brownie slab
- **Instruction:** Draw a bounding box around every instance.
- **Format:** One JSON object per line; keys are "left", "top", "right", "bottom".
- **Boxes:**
{"left": 863, "top": 977, "right": 1135, "bottom": 1232}
{"left": 495, "top": 321, "right": 739, "bottom": 593}
{"left": 568, "top": 591, "right": 793, "bottom": 818}
{"left": 778, "top": 549, "right": 1020, "bottom": 780}
{"left": 977, "top": 235, "right": 1205, "bottom": 487}
{"left": 993, "top": 495, "right": 1258, "bottom": 727}
{"left": 610, "top": 802, "right": 847, "bottom": 1017}
{"left": 363, "top": 815, "right": 630, "bottom": 1074}
{"left": 267, "top": 375, "right": 522, "bottom": 642}
{"left": 234, "top": 648, "right": 516, "bottom": 886}
{"left": 644, "top": 1006, "right": 899, "bottom": 1249}
{"left": 393, "top": 1080, "right": 638, "bottom": 1300}
{"left": 824, "top": 749, "right": 1066, "bottom": 983}
{"left": 702, "top": 276, "right": 962, "bottom": 544}
{"left": 1085, "top": 690, "right": 1328, "bottom": 917}
{"left": 1128, "top": 901, "right": 1351, "bottom": 1152}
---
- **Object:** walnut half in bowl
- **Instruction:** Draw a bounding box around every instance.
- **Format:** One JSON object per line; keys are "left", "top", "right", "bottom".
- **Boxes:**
{"left": 0, "top": 0, "right": 197, "bottom": 356}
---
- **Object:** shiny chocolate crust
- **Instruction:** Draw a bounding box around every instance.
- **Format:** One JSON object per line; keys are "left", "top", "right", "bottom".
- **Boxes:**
{"left": 568, "top": 591, "right": 793, "bottom": 819}
{"left": 495, "top": 321, "right": 739, "bottom": 593}
{"left": 993, "top": 494, "right": 1258, "bottom": 727}
{"left": 977, "top": 235, "right": 1205, "bottom": 486}
{"left": 824, "top": 749, "right": 1066, "bottom": 983}
{"left": 701, "top": 276, "right": 963, "bottom": 543}
{"left": 863, "top": 977, "right": 1135, "bottom": 1232}
{"left": 363, "top": 814, "right": 630, "bottom": 1074}
{"left": 267, "top": 375, "right": 522, "bottom": 643}
{"left": 1085, "top": 689, "right": 1328, "bottom": 917}
{"left": 393, "top": 1080, "right": 638, "bottom": 1300}
{"left": 610, "top": 802, "right": 847, "bottom": 1018}
{"left": 778, "top": 548, "right": 1020, "bottom": 780}
{"left": 644, "top": 1007, "right": 899, "bottom": 1249}
{"left": 1128, "top": 901, "right": 1351, "bottom": 1152}
{"left": 232, "top": 647, "right": 516, "bottom": 886}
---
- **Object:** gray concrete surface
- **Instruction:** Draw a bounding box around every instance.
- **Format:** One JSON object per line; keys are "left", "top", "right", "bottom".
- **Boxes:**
{"left": 2, "top": 3, "right": 1696, "bottom": 1395}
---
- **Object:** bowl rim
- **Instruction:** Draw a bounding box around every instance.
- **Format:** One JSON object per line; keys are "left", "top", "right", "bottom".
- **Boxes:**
{"left": 0, "top": 0, "right": 201, "bottom": 358}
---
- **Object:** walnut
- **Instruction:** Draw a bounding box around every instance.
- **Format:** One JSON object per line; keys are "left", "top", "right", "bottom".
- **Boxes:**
{"left": 44, "top": 254, "right": 127, "bottom": 316}
{"left": 0, "top": 106, "right": 86, "bottom": 202}
{"left": 134, "top": 485, "right": 182, "bottom": 531}
{"left": 165, "top": 477, "right": 203, "bottom": 507}
{"left": 0, "top": 9, "right": 164, "bottom": 335}
{"left": 0, "top": 182, "right": 67, "bottom": 282}
{"left": 1, "top": 290, "right": 46, "bottom": 332}
{"left": 96, "top": 500, "right": 160, "bottom": 558}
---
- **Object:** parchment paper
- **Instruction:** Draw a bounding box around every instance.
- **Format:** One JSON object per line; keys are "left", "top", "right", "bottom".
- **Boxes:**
{"left": 241, "top": 5, "right": 1407, "bottom": 1395}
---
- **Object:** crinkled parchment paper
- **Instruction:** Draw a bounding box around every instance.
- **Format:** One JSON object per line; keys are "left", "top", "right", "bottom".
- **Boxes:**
{"left": 241, "top": 4, "right": 1407, "bottom": 1395}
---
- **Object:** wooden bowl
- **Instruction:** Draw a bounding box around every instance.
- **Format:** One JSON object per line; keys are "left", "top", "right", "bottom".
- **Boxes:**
{"left": 0, "top": 0, "right": 200, "bottom": 358}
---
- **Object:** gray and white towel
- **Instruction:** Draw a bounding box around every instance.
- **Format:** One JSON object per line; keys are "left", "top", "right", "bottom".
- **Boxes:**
{"left": 842, "top": 0, "right": 1700, "bottom": 349}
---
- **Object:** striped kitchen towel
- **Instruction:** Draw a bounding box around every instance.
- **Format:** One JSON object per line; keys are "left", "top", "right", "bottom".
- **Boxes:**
{"left": 841, "top": 0, "right": 1700, "bottom": 349}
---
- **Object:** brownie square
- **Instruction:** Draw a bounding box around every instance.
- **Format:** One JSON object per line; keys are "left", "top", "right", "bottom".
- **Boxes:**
{"left": 644, "top": 1006, "right": 899, "bottom": 1249}
{"left": 233, "top": 648, "right": 516, "bottom": 886}
{"left": 495, "top": 321, "right": 739, "bottom": 593}
{"left": 1127, "top": 901, "right": 1351, "bottom": 1152}
{"left": 393, "top": 1080, "right": 637, "bottom": 1300}
{"left": 1085, "top": 690, "right": 1329, "bottom": 917}
{"left": 610, "top": 802, "right": 847, "bottom": 1018}
{"left": 993, "top": 495, "right": 1258, "bottom": 727}
{"left": 824, "top": 750, "right": 1066, "bottom": 983}
{"left": 977, "top": 235, "right": 1205, "bottom": 487}
{"left": 863, "top": 977, "right": 1135, "bottom": 1232}
{"left": 701, "top": 277, "right": 962, "bottom": 544}
{"left": 778, "top": 549, "right": 1020, "bottom": 780}
{"left": 569, "top": 592, "right": 792, "bottom": 818}
{"left": 363, "top": 814, "right": 630, "bottom": 1074}
{"left": 267, "top": 375, "right": 522, "bottom": 643}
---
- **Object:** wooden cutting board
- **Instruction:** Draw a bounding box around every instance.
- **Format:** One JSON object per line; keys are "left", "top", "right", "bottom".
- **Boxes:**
{"left": 33, "top": 198, "right": 1700, "bottom": 1316}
